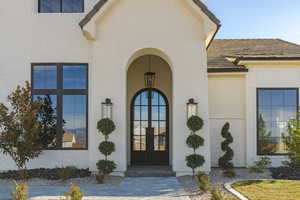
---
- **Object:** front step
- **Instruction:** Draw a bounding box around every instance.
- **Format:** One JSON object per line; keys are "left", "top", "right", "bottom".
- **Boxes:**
{"left": 125, "top": 166, "right": 176, "bottom": 177}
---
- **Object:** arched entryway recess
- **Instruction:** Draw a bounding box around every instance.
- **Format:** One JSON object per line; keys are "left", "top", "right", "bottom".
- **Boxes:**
{"left": 127, "top": 50, "right": 172, "bottom": 166}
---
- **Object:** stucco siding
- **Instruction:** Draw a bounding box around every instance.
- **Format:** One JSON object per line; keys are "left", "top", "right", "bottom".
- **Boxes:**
{"left": 0, "top": 0, "right": 97, "bottom": 170}
{"left": 246, "top": 65, "right": 300, "bottom": 167}
{"left": 208, "top": 75, "right": 246, "bottom": 167}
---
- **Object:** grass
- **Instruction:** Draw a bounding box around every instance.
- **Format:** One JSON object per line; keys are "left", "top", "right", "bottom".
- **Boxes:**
{"left": 232, "top": 180, "right": 300, "bottom": 200}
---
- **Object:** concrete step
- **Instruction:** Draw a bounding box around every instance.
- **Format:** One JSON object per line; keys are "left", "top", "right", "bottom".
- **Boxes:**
{"left": 125, "top": 166, "right": 176, "bottom": 177}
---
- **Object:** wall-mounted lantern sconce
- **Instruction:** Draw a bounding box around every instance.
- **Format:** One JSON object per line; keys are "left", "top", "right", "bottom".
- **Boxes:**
{"left": 187, "top": 98, "right": 198, "bottom": 119}
{"left": 102, "top": 98, "right": 113, "bottom": 119}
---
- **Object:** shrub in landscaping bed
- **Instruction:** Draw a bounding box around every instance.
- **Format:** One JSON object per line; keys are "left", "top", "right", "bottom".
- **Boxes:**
{"left": 0, "top": 167, "right": 91, "bottom": 180}
{"left": 270, "top": 167, "right": 300, "bottom": 180}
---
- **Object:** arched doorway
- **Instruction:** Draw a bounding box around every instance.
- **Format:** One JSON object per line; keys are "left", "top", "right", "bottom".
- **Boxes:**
{"left": 131, "top": 88, "right": 169, "bottom": 165}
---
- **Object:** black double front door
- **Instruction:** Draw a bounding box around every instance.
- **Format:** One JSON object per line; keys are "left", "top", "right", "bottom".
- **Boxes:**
{"left": 131, "top": 88, "right": 169, "bottom": 165}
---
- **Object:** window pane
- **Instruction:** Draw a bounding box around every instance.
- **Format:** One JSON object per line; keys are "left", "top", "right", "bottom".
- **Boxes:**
{"left": 159, "top": 95, "right": 166, "bottom": 106}
{"left": 63, "top": 65, "right": 87, "bottom": 89}
{"left": 33, "top": 65, "right": 57, "bottom": 89}
{"left": 258, "top": 90, "right": 271, "bottom": 106}
{"left": 152, "top": 91, "right": 159, "bottom": 106}
{"left": 271, "top": 90, "right": 284, "bottom": 106}
{"left": 33, "top": 95, "right": 57, "bottom": 148}
{"left": 159, "top": 106, "right": 166, "bottom": 121}
{"left": 39, "top": 0, "right": 61, "bottom": 13}
{"left": 63, "top": 95, "right": 87, "bottom": 148}
{"left": 62, "top": 0, "right": 83, "bottom": 13}
{"left": 141, "top": 91, "right": 148, "bottom": 105}
{"left": 141, "top": 106, "right": 148, "bottom": 120}
{"left": 285, "top": 90, "right": 297, "bottom": 106}
{"left": 257, "top": 89, "right": 297, "bottom": 155}
{"left": 152, "top": 106, "right": 159, "bottom": 120}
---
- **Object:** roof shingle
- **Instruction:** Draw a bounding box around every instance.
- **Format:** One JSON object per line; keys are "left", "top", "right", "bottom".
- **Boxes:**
{"left": 208, "top": 39, "right": 300, "bottom": 70}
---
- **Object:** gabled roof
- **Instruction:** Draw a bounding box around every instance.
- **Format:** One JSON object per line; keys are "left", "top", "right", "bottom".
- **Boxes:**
{"left": 79, "top": 0, "right": 221, "bottom": 29}
{"left": 207, "top": 39, "right": 300, "bottom": 72}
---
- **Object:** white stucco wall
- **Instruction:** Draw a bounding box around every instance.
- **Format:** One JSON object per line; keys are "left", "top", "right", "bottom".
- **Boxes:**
{"left": 245, "top": 64, "right": 300, "bottom": 167}
{"left": 0, "top": 0, "right": 101, "bottom": 170}
{"left": 0, "top": 0, "right": 215, "bottom": 174}
{"left": 208, "top": 74, "right": 246, "bottom": 167}
{"left": 88, "top": 0, "right": 212, "bottom": 175}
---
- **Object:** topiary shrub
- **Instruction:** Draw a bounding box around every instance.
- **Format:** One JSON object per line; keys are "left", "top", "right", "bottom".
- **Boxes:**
{"left": 218, "top": 122, "right": 235, "bottom": 177}
{"left": 96, "top": 118, "right": 117, "bottom": 180}
{"left": 186, "top": 134, "right": 204, "bottom": 149}
{"left": 186, "top": 115, "right": 205, "bottom": 176}
{"left": 187, "top": 116, "right": 204, "bottom": 132}
{"left": 98, "top": 141, "right": 115, "bottom": 156}
{"left": 96, "top": 160, "right": 117, "bottom": 175}
{"left": 97, "top": 118, "right": 116, "bottom": 137}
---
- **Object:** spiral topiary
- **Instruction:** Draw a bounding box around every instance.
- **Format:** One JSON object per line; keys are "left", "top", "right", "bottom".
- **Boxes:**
{"left": 218, "top": 122, "right": 235, "bottom": 177}
{"left": 186, "top": 115, "right": 205, "bottom": 176}
{"left": 97, "top": 118, "right": 117, "bottom": 178}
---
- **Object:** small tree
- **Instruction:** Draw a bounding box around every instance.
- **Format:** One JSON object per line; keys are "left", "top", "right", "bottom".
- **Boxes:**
{"left": 186, "top": 116, "right": 205, "bottom": 176}
{"left": 258, "top": 114, "right": 276, "bottom": 154}
{"left": 96, "top": 118, "right": 117, "bottom": 179}
{"left": 0, "top": 81, "right": 43, "bottom": 171}
{"left": 218, "top": 122, "right": 235, "bottom": 177}
{"left": 284, "top": 115, "right": 300, "bottom": 168}
{"left": 36, "top": 95, "right": 57, "bottom": 148}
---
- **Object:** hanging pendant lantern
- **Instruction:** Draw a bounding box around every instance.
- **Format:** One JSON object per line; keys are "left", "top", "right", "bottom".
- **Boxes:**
{"left": 144, "top": 72, "right": 156, "bottom": 88}
{"left": 144, "top": 55, "right": 156, "bottom": 88}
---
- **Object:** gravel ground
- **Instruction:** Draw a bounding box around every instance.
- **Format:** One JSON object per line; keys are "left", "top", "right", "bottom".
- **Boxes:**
{"left": 177, "top": 168, "right": 272, "bottom": 200}
{"left": 0, "top": 175, "right": 123, "bottom": 187}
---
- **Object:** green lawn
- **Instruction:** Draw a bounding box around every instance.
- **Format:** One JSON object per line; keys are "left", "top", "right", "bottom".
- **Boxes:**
{"left": 232, "top": 180, "right": 300, "bottom": 200}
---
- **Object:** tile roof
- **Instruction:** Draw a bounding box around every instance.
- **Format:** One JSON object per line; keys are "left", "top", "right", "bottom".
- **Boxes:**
{"left": 207, "top": 39, "right": 300, "bottom": 71}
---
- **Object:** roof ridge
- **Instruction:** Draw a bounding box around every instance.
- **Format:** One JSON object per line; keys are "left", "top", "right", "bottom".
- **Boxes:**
{"left": 276, "top": 39, "right": 300, "bottom": 47}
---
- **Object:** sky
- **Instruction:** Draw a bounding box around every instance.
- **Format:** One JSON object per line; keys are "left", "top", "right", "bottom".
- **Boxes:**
{"left": 205, "top": 0, "right": 300, "bottom": 44}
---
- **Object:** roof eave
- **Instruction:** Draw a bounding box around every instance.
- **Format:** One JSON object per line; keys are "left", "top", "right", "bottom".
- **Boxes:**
{"left": 207, "top": 67, "right": 249, "bottom": 73}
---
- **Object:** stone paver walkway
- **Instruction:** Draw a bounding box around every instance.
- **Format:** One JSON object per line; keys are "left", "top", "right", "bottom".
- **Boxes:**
{"left": 0, "top": 177, "right": 190, "bottom": 200}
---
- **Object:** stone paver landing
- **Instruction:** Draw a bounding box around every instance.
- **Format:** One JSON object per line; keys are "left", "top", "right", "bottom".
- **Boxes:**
{"left": 0, "top": 177, "right": 190, "bottom": 200}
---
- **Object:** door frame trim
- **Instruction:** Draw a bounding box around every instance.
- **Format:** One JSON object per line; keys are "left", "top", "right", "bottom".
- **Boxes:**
{"left": 130, "top": 88, "right": 170, "bottom": 165}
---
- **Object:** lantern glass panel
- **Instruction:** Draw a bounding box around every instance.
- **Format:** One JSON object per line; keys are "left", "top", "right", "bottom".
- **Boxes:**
{"left": 102, "top": 102, "right": 113, "bottom": 119}
{"left": 187, "top": 102, "right": 198, "bottom": 119}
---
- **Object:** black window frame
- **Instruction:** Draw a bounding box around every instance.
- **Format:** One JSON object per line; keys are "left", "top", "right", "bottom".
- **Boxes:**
{"left": 38, "top": 0, "right": 85, "bottom": 13}
{"left": 256, "top": 88, "right": 299, "bottom": 156}
{"left": 31, "top": 63, "right": 88, "bottom": 150}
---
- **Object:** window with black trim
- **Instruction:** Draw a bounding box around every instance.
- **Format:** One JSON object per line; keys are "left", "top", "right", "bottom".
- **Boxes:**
{"left": 32, "top": 63, "right": 88, "bottom": 149}
{"left": 38, "top": 0, "right": 84, "bottom": 13}
{"left": 257, "top": 88, "right": 298, "bottom": 155}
